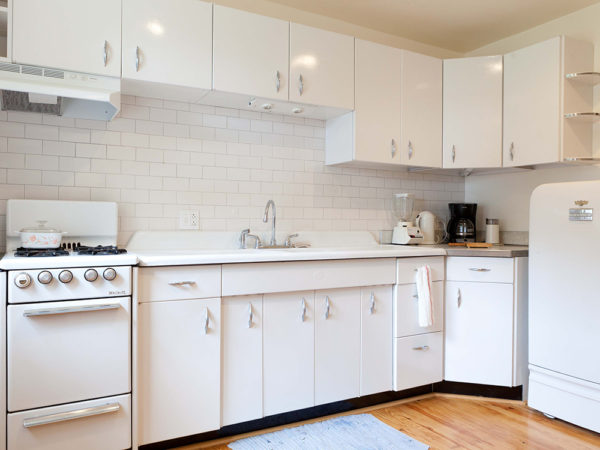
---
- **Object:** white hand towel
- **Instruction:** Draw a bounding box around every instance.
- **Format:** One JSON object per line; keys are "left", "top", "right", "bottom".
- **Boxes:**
{"left": 415, "top": 265, "right": 434, "bottom": 327}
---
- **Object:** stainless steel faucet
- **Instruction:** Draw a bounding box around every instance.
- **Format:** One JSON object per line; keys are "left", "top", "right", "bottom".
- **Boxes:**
{"left": 263, "top": 200, "right": 276, "bottom": 246}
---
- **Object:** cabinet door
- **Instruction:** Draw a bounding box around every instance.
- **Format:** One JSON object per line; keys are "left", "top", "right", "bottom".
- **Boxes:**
{"left": 444, "top": 281, "right": 514, "bottom": 386}
{"left": 289, "top": 23, "right": 354, "bottom": 109}
{"left": 213, "top": 5, "right": 288, "bottom": 100}
{"left": 400, "top": 51, "right": 443, "bottom": 168}
{"left": 222, "top": 295, "right": 263, "bottom": 427}
{"left": 122, "top": 0, "right": 212, "bottom": 89}
{"left": 13, "top": 0, "right": 121, "bottom": 76}
{"left": 263, "top": 291, "right": 314, "bottom": 416}
{"left": 315, "top": 288, "right": 361, "bottom": 405}
{"left": 354, "top": 39, "right": 402, "bottom": 165}
{"left": 503, "top": 37, "right": 561, "bottom": 167}
{"left": 443, "top": 56, "right": 503, "bottom": 168}
{"left": 394, "top": 281, "right": 444, "bottom": 337}
{"left": 138, "top": 298, "right": 220, "bottom": 445}
{"left": 360, "top": 285, "right": 393, "bottom": 396}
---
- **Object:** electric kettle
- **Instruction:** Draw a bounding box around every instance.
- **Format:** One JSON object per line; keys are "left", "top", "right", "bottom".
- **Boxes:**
{"left": 415, "top": 211, "right": 437, "bottom": 244}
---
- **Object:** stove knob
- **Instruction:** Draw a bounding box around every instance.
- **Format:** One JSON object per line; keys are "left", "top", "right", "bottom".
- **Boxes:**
{"left": 37, "top": 271, "right": 53, "bottom": 284}
{"left": 58, "top": 270, "right": 73, "bottom": 284}
{"left": 84, "top": 269, "right": 98, "bottom": 282}
{"left": 14, "top": 272, "right": 32, "bottom": 288}
{"left": 103, "top": 268, "right": 117, "bottom": 281}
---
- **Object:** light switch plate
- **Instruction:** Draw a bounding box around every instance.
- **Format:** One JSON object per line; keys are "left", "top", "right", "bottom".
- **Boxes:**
{"left": 179, "top": 210, "right": 199, "bottom": 230}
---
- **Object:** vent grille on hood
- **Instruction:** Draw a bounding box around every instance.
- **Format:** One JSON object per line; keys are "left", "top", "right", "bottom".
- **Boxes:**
{"left": 1, "top": 90, "right": 62, "bottom": 115}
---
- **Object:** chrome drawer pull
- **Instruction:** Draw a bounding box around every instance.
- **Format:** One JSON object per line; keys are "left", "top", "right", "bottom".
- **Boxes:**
{"left": 324, "top": 296, "right": 331, "bottom": 320}
{"left": 412, "top": 345, "right": 430, "bottom": 351}
{"left": 23, "top": 402, "right": 120, "bottom": 428}
{"left": 469, "top": 268, "right": 491, "bottom": 272}
{"left": 23, "top": 301, "right": 120, "bottom": 317}
{"left": 247, "top": 302, "right": 253, "bottom": 329}
{"left": 300, "top": 297, "right": 306, "bottom": 322}
{"left": 369, "top": 292, "right": 375, "bottom": 314}
{"left": 168, "top": 281, "right": 196, "bottom": 286}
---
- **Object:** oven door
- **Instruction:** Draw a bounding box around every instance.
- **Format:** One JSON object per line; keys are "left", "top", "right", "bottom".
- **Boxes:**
{"left": 7, "top": 297, "right": 131, "bottom": 412}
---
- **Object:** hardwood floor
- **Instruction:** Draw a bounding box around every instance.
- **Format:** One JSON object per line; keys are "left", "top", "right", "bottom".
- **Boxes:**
{"left": 183, "top": 394, "right": 600, "bottom": 449}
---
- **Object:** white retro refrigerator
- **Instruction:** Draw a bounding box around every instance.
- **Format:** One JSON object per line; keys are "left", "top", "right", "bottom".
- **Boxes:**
{"left": 529, "top": 180, "right": 600, "bottom": 432}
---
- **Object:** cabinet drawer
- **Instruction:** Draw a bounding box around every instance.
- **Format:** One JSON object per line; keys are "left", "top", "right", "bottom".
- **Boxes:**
{"left": 394, "top": 281, "right": 443, "bottom": 337}
{"left": 138, "top": 265, "right": 221, "bottom": 302}
{"left": 396, "top": 257, "right": 445, "bottom": 284}
{"left": 394, "top": 332, "right": 443, "bottom": 391}
{"left": 446, "top": 257, "right": 513, "bottom": 283}
{"left": 222, "top": 259, "right": 395, "bottom": 297}
{"left": 8, "top": 394, "right": 131, "bottom": 450}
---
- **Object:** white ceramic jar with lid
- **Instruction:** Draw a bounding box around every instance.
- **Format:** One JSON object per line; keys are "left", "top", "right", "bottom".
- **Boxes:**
{"left": 485, "top": 218, "right": 500, "bottom": 244}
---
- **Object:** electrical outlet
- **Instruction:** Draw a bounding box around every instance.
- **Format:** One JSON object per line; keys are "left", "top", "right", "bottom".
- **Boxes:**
{"left": 179, "top": 210, "right": 200, "bottom": 230}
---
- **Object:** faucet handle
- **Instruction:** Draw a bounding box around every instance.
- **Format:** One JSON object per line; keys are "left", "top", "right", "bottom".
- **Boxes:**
{"left": 284, "top": 233, "right": 299, "bottom": 248}
{"left": 239, "top": 228, "right": 251, "bottom": 248}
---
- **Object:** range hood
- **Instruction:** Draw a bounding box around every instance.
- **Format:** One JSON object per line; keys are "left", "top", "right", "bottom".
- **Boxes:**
{"left": 0, "top": 62, "right": 120, "bottom": 120}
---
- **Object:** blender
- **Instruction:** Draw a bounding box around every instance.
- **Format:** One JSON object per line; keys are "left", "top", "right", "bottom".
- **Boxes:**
{"left": 391, "top": 193, "right": 423, "bottom": 245}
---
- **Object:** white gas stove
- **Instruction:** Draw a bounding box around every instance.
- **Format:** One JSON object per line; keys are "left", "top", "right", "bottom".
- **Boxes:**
{"left": 2, "top": 200, "right": 134, "bottom": 450}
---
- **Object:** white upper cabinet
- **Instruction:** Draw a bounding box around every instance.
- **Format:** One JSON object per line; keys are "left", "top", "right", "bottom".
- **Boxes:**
{"left": 12, "top": 0, "right": 121, "bottom": 76}
{"left": 443, "top": 55, "right": 503, "bottom": 169}
{"left": 213, "top": 5, "right": 289, "bottom": 101}
{"left": 400, "top": 50, "right": 443, "bottom": 168}
{"left": 289, "top": 23, "right": 354, "bottom": 110}
{"left": 122, "top": 0, "right": 212, "bottom": 90}
{"left": 504, "top": 36, "right": 594, "bottom": 166}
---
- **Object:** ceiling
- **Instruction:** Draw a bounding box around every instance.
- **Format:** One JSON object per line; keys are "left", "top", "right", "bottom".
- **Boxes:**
{"left": 267, "top": 0, "right": 600, "bottom": 53}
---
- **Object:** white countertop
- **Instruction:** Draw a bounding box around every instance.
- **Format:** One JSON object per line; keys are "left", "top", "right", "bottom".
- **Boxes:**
{"left": 133, "top": 245, "right": 447, "bottom": 267}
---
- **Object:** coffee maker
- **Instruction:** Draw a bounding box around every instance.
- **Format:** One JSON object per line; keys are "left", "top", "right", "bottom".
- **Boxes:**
{"left": 447, "top": 203, "right": 477, "bottom": 243}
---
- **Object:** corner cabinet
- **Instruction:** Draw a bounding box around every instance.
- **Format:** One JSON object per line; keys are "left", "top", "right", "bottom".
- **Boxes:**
{"left": 326, "top": 40, "right": 442, "bottom": 168}
{"left": 12, "top": 0, "right": 121, "bottom": 76}
{"left": 442, "top": 55, "right": 503, "bottom": 169}
{"left": 121, "top": 0, "right": 212, "bottom": 97}
{"left": 503, "top": 36, "right": 595, "bottom": 166}
{"left": 213, "top": 5, "right": 289, "bottom": 101}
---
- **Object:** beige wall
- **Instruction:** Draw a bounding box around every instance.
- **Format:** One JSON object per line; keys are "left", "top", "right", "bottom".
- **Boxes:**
{"left": 214, "top": 0, "right": 462, "bottom": 58}
{"left": 465, "top": 2, "right": 600, "bottom": 234}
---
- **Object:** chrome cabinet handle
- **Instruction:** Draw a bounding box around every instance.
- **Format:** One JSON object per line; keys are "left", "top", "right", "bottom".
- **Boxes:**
{"left": 509, "top": 142, "right": 515, "bottom": 161}
{"left": 412, "top": 345, "right": 430, "bottom": 351}
{"left": 391, "top": 139, "right": 397, "bottom": 158}
{"left": 300, "top": 297, "right": 307, "bottom": 322}
{"left": 457, "top": 288, "right": 462, "bottom": 308}
{"left": 408, "top": 140, "right": 413, "bottom": 160}
{"left": 369, "top": 292, "right": 375, "bottom": 314}
{"left": 135, "top": 46, "right": 140, "bottom": 72}
{"left": 324, "top": 296, "right": 330, "bottom": 319}
{"left": 103, "top": 40, "right": 108, "bottom": 66}
{"left": 168, "top": 280, "right": 196, "bottom": 286}
{"left": 23, "top": 300, "right": 120, "bottom": 317}
{"left": 298, "top": 74, "right": 304, "bottom": 95}
{"left": 203, "top": 307, "right": 209, "bottom": 334}
{"left": 451, "top": 145, "right": 456, "bottom": 163}
{"left": 276, "top": 70, "right": 281, "bottom": 92}
{"left": 247, "top": 302, "right": 253, "bottom": 329}
{"left": 469, "top": 268, "right": 491, "bottom": 272}
{"left": 23, "top": 402, "right": 120, "bottom": 428}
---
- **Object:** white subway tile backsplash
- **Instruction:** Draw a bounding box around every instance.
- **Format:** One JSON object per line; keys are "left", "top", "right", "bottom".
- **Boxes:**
{"left": 0, "top": 95, "right": 465, "bottom": 249}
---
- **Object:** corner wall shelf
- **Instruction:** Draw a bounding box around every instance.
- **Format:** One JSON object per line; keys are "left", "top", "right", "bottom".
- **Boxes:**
{"left": 564, "top": 112, "right": 600, "bottom": 122}
{"left": 565, "top": 72, "right": 600, "bottom": 85}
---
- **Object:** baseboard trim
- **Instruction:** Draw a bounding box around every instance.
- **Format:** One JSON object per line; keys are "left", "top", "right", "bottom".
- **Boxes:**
{"left": 139, "top": 385, "right": 433, "bottom": 450}
{"left": 433, "top": 381, "right": 523, "bottom": 400}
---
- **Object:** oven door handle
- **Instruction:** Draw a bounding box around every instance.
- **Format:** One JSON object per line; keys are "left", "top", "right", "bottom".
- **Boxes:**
{"left": 23, "top": 402, "right": 121, "bottom": 428}
{"left": 22, "top": 300, "right": 122, "bottom": 317}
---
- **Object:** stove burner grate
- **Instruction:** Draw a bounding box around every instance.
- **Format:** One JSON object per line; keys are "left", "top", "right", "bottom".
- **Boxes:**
{"left": 74, "top": 245, "right": 127, "bottom": 255}
{"left": 15, "top": 247, "right": 70, "bottom": 257}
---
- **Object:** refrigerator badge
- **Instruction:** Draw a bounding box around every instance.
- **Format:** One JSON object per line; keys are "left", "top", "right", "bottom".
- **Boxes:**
{"left": 569, "top": 200, "right": 593, "bottom": 221}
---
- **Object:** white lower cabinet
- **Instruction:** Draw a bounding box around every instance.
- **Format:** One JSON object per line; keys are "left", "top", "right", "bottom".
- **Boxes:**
{"left": 138, "top": 298, "right": 221, "bottom": 445}
{"left": 8, "top": 394, "right": 131, "bottom": 450}
{"left": 263, "top": 291, "right": 315, "bottom": 416}
{"left": 360, "top": 286, "right": 393, "bottom": 396}
{"left": 444, "top": 281, "right": 514, "bottom": 386}
{"left": 315, "top": 288, "right": 361, "bottom": 405}
{"left": 394, "top": 333, "right": 444, "bottom": 391}
{"left": 221, "top": 295, "right": 263, "bottom": 426}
